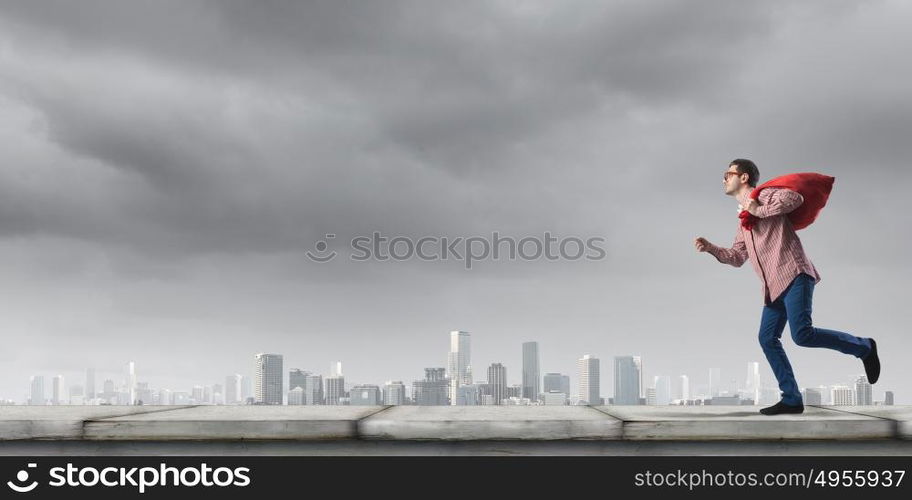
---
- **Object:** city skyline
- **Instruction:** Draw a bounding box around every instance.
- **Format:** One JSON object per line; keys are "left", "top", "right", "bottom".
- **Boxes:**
{"left": 7, "top": 332, "right": 896, "bottom": 407}
{"left": 1, "top": 2, "right": 908, "bottom": 411}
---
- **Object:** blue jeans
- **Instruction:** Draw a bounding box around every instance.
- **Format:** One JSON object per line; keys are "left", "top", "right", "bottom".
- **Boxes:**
{"left": 758, "top": 272, "right": 872, "bottom": 406}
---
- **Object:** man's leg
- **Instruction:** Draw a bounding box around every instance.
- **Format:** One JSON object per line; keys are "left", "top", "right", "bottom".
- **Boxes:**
{"left": 758, "top": 297, "right": 803, "bottom": 406}
{"left": 784, "top": 273, "right": 872, "bottom": 359}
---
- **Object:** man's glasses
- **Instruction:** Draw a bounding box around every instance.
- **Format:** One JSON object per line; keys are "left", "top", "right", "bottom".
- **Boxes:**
{"left": 724, "top": 171, "right": 743, "bottom": 180}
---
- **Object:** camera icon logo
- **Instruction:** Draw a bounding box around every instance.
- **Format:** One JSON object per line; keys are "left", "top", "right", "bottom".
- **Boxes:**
{"left": 306, "top": 233, "right": 337, "bottom": 262}
{"left": 7, "top": 463, "right": 38, "bottom": 493}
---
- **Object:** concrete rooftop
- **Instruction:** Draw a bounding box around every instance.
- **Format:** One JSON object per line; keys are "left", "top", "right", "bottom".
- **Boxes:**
{"left": 1, "top": 405, "right": 910, "bottom": 455}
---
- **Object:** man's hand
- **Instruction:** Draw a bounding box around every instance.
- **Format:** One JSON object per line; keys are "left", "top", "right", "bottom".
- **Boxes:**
{"left": 694, "top": 237, "right": 711, "bottom": 252}
{"left": 744, "top": 198, "right": 760, "bottom": 216}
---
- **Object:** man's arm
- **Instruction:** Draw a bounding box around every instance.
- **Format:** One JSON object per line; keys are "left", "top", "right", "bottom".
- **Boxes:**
{"left": 705, "top": 230, "right": 748, "bottom": 267}
{"left": 753, "top": 188, "right": 804, "bottom": 218}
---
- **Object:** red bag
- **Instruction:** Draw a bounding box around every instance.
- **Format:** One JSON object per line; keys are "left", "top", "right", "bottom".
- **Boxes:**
{"left": 739, "top": 172, "right": 835, "bottom": 231}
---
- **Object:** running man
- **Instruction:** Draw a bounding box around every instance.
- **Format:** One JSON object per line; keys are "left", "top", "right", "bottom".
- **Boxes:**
{"left": 695, "top": 159, "right": 880, "bottom": 415}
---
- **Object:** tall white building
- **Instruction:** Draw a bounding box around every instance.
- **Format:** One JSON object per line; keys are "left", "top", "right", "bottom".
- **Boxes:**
{"left": 52, "top": 375, "right": 65, "bottom": 405}
{"left": 678, "top": 375, "right": 690, "bottom": 401}
{"left": 854, "top": 375, "right": 873, "bottom": 405}
{"left": 225, "top": 374, "right": 243, "bottom": 404}
{"left": 254, "top": 353, "right": 283, "bottom": 405}
{"left": 831, "top": 385, "right": 855, "bottom": 406}
{"left": 124, "top": 361, "right": 137, "bottom": 405}
{"left": 29, "top": 375, "right": 45, "bottom": 405}
{"left": 323, "top": 361, "right": 345, "bottom": 405}
{"left": 325, "top": 361, "right": 345, "bottom": 406}
{"left": 578, "top": 354, "right": 600, "bottom": 405}
{"left": 447, "top": 331, "right": 471, "bottom": 405}
{"left": 746, "top": 362, "right": 760, "bottom": 405}
{"left": 708, "top": 367, "right": 721, "bottom": 398}
{"left": 653, "top": 375, "right": 671, "bottom": 405}
{"left": 522, "top": 341, "right": 541, "bottom": 403}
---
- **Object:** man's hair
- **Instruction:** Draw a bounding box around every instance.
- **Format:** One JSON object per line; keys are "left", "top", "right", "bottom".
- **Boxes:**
{"left": 729, "top": 158, "right": 759, "bottom": 187}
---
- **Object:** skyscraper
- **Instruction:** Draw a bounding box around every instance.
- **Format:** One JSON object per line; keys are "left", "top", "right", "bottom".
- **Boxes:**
{"left": 225, "top": 374, "right": 242, "bottom": 405}
{"left": 653, "top": 375, "right": 671, "bottom": 406}
{"left": 678, "top": 375, "right": 690, "bottom": 401}
{"left": 85, "top": 368, "right": 96, "bottom": 400}
{"left": 304, "top": 373, "right": 324, "bottom": 405}
{"left": 412, "top": 368, "right": 449, "bottom": 405}
{"left": 254, "top": 353, "right": 283, "bottom": 405}
{"left": 708, "top": 367, "right": 721, "bottom": 398}
{"left": 29, "top": 375, "right": 45, "bottom": 406}
{"left": 855, "top": 375, "right": 873, "bottom": 405}
{"left": 488, "top": 363, "right": 508, "bottom": 405}
{"left": 447, "top": 331, "right": 471, "bottom": 405}
{"left": 522, "top": 341, "right": 541, "bottom": 403}
{"left": 52, "top": 375, "right": 65, "bottom": 405}
{"left": 578, "top": 354, "right": 600, "bottom": 405}
{"left": 831, "top": 385, "right": 855, "bottom": 406}
{"left": 383, "top": 381, "right": 407, "bottom": 405}
{"left": 325, "top": 362, "right": 345, "bottom": 406}
{"left": 325, "top": 377, "right": 345, "bottom": 405}
{"left": 746, "top": 362, "right": 760, "bottom": 405}
{"left": 613, "top": 356, "right": 640, "bottom": 405}
{"left": 125, "top": 361, "right": 137, "bottom": 405}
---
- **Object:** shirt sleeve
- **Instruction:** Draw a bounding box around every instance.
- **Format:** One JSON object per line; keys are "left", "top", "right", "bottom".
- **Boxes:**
{"left": 753, "top": 188, "right": 804, "bottom": 218}
{"left": 706, "top": 229, "right": 748, "bottom": 267}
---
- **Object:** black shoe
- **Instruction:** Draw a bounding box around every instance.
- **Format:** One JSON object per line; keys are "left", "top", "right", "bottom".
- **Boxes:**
{"left": 759, "top": 400, "right": 804, "bottom": 415}
{"left": 863, "top": 338, "right": 880, "bottom": 384}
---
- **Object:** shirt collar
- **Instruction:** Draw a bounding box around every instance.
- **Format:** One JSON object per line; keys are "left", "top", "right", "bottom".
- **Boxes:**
{"left": 736, "top": 189, "right": 753, "bottom": 213}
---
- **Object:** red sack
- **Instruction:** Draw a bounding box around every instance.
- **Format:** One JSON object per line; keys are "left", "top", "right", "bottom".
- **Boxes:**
{"left": 739, "top": 172, "right": 835, "bottom": 231}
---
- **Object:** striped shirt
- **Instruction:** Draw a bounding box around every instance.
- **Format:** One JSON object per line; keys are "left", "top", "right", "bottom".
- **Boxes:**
{"left": 707, "top": 187, "right": 821, "bottom": 305}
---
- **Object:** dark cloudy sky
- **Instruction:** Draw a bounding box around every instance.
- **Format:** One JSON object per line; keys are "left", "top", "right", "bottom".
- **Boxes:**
{"left": 1, "top": 0, "right": 909, "bottom": 403}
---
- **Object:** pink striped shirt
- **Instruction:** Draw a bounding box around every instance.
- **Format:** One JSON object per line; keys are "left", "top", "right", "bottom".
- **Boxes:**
{"left": 707, "top": 187, "right": 821, "bottom": 305}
